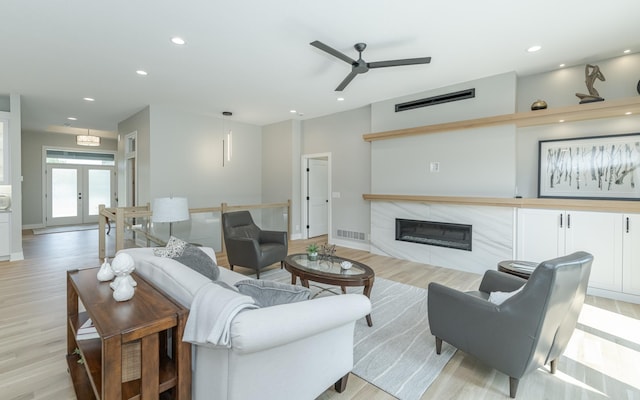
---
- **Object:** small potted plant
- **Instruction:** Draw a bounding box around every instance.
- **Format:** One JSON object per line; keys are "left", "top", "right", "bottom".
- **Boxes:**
{"left": 306, "top": 243, "right": 319, "bottom": 261}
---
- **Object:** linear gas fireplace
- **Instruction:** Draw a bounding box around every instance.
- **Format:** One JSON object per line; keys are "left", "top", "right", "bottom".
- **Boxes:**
{"left": 395, "top": 218, "right": 472, "bottom": 251}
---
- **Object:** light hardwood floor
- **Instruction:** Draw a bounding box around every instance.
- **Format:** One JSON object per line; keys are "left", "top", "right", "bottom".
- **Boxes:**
{"left": 1, "top": 229, "right": 639, "bottom": 399}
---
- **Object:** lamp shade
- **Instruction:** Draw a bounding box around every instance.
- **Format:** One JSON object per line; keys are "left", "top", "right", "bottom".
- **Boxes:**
{"left": 153, "top": 197, "right": 190, "bottom": 223}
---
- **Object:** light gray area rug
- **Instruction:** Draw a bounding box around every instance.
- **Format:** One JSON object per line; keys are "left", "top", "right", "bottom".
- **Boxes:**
{"left": 257, "top": 268, "right": 456, "bottom": 400}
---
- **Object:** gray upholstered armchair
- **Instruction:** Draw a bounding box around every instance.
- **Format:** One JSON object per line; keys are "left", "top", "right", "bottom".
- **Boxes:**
{"left": 428, "top": 251, "right": 593, "bottom": 398}
{"left": 222, "top": 210, "right": 288, "bottom": 279}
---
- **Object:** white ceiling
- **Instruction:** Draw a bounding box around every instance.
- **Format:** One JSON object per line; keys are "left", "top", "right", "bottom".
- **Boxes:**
{"left": 2, "top": 0, "right": 640, "bottom": 138}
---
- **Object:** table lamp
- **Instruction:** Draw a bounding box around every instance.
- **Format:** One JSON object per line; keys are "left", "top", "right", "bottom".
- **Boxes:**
{"left": 152, "top": 197, "right": 190, "bottom": 237}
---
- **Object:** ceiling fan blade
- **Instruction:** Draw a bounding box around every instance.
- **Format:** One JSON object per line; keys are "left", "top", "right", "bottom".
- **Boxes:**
{"left": 310, "top": 40, "right": 357, "bottom": 65}
{"left": 335, "top": 71, "right": 358, "bottom": 91}
{"left": 368, "top": 57, "right": 432, "bottom": 69}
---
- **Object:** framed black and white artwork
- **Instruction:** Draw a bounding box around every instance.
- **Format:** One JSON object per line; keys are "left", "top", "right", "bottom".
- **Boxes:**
{"left": 538, "top": 133, "right": 640, "bottom": 200}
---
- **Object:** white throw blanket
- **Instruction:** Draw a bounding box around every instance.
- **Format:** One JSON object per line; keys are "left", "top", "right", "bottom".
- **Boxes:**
{"left": 183, "top": 282, "right": 258, "bottom": 347}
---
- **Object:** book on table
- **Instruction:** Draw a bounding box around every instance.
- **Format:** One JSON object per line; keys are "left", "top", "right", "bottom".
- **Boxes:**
{"left": 76, "top": 318, "right": 99, "bottom": 340}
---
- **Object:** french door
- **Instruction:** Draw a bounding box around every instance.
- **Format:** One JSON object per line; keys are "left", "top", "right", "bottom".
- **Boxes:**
{"left": 46, "top": 165, "right": 114, "bottom": 226}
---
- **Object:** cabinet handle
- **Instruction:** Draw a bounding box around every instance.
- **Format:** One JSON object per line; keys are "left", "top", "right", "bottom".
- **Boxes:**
{"left": 627, "top": 217, "right": 630, "bottom": 233}
{"left": 567, "top": 213, "right": 571, "bottom": 229}
{"left": 559, "top": 214, "right": 563, "bottom": 228}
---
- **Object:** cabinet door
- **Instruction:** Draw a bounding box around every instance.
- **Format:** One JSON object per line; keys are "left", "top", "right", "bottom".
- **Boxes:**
{"left": 622, "top": 214, "right": 640, "bottom": 295}
{"left": 0, "top": 213, "right": 9, "bottom": 257}
{"left": 516, "top": 208, "right": 564, "bottom": 262}
{"left": 565, "top": 211, "right": 623, "bottom": 292}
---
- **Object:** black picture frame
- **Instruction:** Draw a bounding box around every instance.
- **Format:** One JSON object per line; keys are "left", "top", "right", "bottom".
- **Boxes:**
{"left": 538, "top": 132, "right": 640, "bottom": 200}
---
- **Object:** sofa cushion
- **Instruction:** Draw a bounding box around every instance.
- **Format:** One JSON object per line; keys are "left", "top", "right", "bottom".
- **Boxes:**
{"left": 488, "top": 285, "right": 524, "bottom": 305}
{"left": 172, "top": 244, "right": 220, "bottom": 281}
{"left": 153, "top": 236, "right": 188, "bottom": 257}
{"left": 234, "top": 279, "right": 311, "bottom": 307}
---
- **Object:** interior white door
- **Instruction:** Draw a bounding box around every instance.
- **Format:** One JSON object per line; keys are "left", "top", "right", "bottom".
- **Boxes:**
{"left": 47, "top": 165, "right": 114, "bottom": 226}
{"left": 307, "top": 158, "right": 328, "bottom": 238}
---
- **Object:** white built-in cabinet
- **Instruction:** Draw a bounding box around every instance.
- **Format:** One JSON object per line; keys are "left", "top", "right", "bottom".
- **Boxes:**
{"left": 0, "top": 213, "right": 9, "bottom": 258}
{"left": 516, "top": 208, "right": 640, "bottom": 296}
{"left": 622, "top": 214, "right": 640, "bottom": 295}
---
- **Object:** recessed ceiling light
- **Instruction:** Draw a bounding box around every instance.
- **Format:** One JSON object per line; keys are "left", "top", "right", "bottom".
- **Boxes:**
{"left": 67, "top": 117, "right": 77, "bottom": 121}
{"left": 559, "top": 119, "right": 565, "bottom": 123}
{"left": 136, "top": 70, "right": 148, "bottom": 76}
{"left": 290, "top": 110, "right": 297, "bottom": 113}
{"left": 171, "top": 37, "right": 186, "bottom": 45}
{"left": 83, "top": 97, "right": 95, "bottom": 102}
{"left": 559, "top": 64, "right": 565, "bottom": 68}
{"left": 623, "top": 49, "right": 631, "bottom": 54}
{"left": 337, "top": 97, "right": 345, "bottom": 102}
{"left": 527, "top": 45, "right": 542, "bottom": 53}
{"left": 625, "top": 112, "right": 632, "bottom": 115}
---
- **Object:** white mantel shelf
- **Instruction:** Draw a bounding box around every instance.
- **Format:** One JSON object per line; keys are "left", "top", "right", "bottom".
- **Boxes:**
{"left": 363, "top": 194, "right": 640, "bottom": 213}
{"left": 362, "top": 96, "right": 640, "bottom": 142}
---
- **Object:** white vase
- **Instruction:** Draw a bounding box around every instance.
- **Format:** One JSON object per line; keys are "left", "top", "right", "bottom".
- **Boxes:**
{"left": 113, "top": 277, "right": 135, "bottom": 301}
{"left": 97, "top": 258, "right": 114, "bottom": 281}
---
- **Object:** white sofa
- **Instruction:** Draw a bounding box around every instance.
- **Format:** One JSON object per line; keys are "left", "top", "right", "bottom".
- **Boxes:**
{"left": 118, "top": 247, "right": 372, "bottom": 400}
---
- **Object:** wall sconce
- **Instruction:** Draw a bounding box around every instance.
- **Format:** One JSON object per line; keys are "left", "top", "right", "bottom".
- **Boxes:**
{"left": 222, "top": 111, "right": 232, "bottom": 166}
{"left": 77, "top": 129, "right": 101, "bottom": 146}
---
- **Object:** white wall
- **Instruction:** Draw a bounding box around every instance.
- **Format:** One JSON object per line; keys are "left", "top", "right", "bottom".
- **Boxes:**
{"left": 118, "top": 106, "right": 150, "bottom": 207}
{"left": 371, "top": 73, "right": 518, "bottom": 197}
{"left": 515, "top": 53, "right": 640, "bottom": 197}
{"left": 148, "top": 106, "right": 263, "bottom": 208}
{"left": 372, "top": 71, "right": 517, "bottom": 132}
{"left": 21, "top": 130, "right": 117, "bottom": 226}
{"left": 301, "top": 106, "right": 371, "bottom": 247}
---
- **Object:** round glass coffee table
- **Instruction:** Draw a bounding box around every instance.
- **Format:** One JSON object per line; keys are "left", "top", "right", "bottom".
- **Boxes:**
{"left": 283, "top": 253, "right": 375, "bottom": 326}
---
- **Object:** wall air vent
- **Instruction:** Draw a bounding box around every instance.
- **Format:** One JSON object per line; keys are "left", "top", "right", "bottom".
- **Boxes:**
{"left": 395, "top": 88, "right": 476, "bottom": 112}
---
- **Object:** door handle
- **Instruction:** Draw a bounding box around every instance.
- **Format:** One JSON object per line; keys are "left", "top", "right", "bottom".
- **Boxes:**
{"left": 627, "top": 217, "right": 630, "bottom": 233}
{"left": 559, "top": 213, "right": 563, "bottom": 228}
{"left": 567, "top": 213, "right": 571, "bottom": 229}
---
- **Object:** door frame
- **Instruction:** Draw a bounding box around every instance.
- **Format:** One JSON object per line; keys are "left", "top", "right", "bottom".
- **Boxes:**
{"left": 301, "top": 152, "right": 332, "bottom": 241}
{"left": 42, "top": 146, "right": 117, "bottom": 227}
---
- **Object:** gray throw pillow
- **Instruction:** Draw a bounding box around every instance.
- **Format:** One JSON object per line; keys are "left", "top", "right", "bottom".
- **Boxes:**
{"left": 234, "top": 279, "right": 311, "bottom": 307}
{"left": 172, "top": 244, "right": 220, "bottom": 280}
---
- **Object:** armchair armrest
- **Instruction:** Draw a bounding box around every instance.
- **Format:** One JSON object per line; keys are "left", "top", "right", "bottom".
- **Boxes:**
{"left": 479, "top": 270, "right": 527, "bottom": 294}
{"left": 259, "top": 230, "right": 288, "bottom": 245}
{"left": 230, "top": 294, "right": 371, "bottom": 354}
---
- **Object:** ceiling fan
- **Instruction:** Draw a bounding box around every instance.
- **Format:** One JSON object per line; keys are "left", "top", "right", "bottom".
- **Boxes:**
{"left": 310, "top": 40, "right": 432, "bottom": 91}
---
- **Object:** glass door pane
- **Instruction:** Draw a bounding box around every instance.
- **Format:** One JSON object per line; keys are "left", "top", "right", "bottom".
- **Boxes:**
{"left": 51, "top": 168, "right": 78, "bottom": 218}
{"left": 86, "top": 168, "right": 112, "bottom": 219}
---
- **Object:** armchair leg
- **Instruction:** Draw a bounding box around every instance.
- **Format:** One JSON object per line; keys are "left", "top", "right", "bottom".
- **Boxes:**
{"left": 256, "top": 269, "right": 260, "bottom": 279}
{"left": 509, "top": 377, "right": 519, "bottom": 398}
{"left": 550, "top": 359, "right": 557, "bottom": 374}
{"left": 334, "top": 373, "right": 349, "bottom": 393}
{"left": 280, "top": 260, "right": 284, "bottom": 269}
{"left": 435, "top": 337, "right": 442, "bottom": 355}
{"left": 230, "top": 265, "right": 234, "bottom": 271}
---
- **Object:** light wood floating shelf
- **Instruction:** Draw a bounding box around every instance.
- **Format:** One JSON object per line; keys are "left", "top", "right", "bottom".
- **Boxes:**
{"left": 362, "top": 194, "right": 640, "bottom": 213}
{"left": 363, "top": 96, "right": 640, "bottom": 142}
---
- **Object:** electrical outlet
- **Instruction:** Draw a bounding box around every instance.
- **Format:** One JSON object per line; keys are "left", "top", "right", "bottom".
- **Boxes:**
{"left": 430, "top": 161, "right": 440, "bottom": 172}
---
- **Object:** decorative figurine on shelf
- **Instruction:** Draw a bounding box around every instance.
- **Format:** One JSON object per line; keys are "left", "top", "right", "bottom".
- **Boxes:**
{"left": 575, "top": 64, "right": 605, "bottom": 103}
{"left": 97, "top": 257, "right": 114, "bottom": 282}
{"left": 306, "top": 243, "right": 319, "bottom": 261}
{"left": 110, "top": 253, "right": 136, "bottom": 301}
{"left": 320, "top": 243, "right": 336, "bottom": 261}
{"left": 531, "top": 99, "right": 548, "bottom": 110}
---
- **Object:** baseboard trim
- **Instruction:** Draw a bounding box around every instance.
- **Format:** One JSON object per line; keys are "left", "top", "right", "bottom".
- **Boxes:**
{"left": 23, "top": 223, "right": 45, "bottom": 230}
{"left": 587, "top": 287, "right": 640, "bottom": 304}
{"left": 10, "top": 251, "right": 24, "bottom": 261}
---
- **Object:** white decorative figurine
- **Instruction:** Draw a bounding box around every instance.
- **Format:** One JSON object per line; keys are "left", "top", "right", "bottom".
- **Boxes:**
{"left": 97, "top": 257, "right": 114, "bottom": 282}
{"left": 110, "top": 253, "right": 136, "bottom": 301}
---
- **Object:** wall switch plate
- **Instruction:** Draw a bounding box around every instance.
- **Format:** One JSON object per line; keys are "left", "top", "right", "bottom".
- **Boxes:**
{"left": 332, "top": 192, "right": 341, "bottom": 198}
{"left": 430, "top": 162, "right": 440, "bottom": 172}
